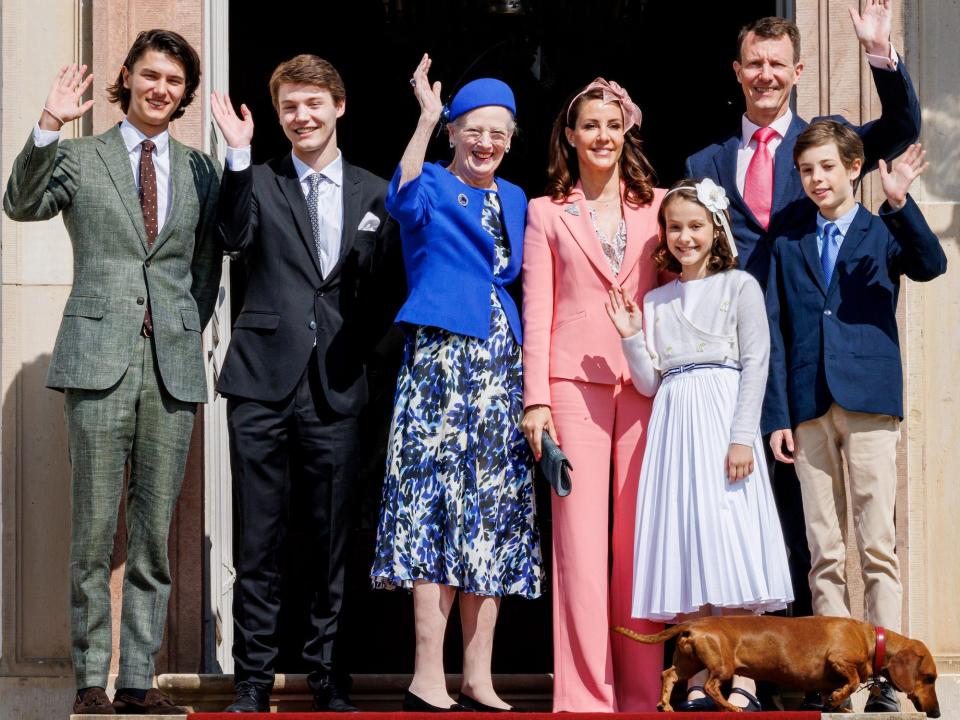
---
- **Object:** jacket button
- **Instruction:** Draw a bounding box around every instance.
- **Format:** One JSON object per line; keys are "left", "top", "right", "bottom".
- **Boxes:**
{"left": 136, "top": 297, "right": 145, "bottom": 305}
{"left": 824, "top": 309, "right": 832, "bottom": 316}
{"left": 309, "top": 320, "right": 317, "bottom": 330}
{"left": 144, "top": 259, "right": 151, "bottom": 268}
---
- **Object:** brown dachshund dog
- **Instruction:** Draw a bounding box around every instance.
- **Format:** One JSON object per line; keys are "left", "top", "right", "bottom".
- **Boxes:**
{"left": 616, "top": 616, "right": 939, "bottom": 715}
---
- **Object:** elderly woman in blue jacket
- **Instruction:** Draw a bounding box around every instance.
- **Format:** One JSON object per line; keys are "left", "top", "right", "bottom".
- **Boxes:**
{"left": 371, "top": 54, "right": 543, "bottom": 712}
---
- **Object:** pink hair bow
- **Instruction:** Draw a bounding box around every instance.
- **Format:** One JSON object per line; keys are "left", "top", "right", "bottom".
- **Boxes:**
{"left": 566, "top": 77, "right": 642, "bottom": 133}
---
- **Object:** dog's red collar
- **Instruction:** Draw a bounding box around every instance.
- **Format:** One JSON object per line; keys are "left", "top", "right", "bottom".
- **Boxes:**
{"left": 874, "top": 626, "right": 887, "bottom": 677}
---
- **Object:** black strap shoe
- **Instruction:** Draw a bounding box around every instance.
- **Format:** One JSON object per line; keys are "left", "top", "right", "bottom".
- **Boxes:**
{"left": 728, "top": 687, "right": 763, "bottom": 712}
{"left": 864, "top": 679, "right": 901, "bottom": 713}
{"left": 675, "top": 685, "right": 717, "bottom": 712}
{"left": 309, "top": 672, "right": 360, "bottom": 712}
{"left": 224, "top": 680, "right": 271, "bottom": 713}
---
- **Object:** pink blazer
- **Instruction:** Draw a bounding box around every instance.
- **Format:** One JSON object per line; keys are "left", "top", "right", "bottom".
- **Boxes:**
{"left": 522, "top": 183, "right": 665, "bottom": 408}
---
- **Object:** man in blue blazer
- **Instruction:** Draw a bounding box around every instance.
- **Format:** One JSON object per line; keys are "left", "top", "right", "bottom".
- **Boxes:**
{"left": 765, "top": 120, "right": 945, "bottom": 713}
{"left": 685, "top": 3, "right": 920, "bottom": 627}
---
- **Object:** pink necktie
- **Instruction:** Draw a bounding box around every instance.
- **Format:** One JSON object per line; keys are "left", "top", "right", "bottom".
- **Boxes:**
{"left": 743, "top": 126, "right": 778, "bottom": 230}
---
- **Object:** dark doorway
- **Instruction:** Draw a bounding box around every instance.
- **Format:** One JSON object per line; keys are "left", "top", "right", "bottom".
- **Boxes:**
{"left": 227, "top": 0, "right": 775, "bottom": 677}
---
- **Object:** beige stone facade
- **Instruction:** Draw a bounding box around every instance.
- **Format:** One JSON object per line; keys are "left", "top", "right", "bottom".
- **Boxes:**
{"left": 1, "top": 1, "right": 957, "bottom": 717}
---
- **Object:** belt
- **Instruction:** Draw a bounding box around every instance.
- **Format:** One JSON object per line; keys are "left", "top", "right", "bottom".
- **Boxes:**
{"left": 661, "top": 362, "right": 739, "bottom": 379}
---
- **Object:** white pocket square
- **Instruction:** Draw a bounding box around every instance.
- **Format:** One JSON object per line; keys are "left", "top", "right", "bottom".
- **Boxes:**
{"left": 358, "top": 212, "right": 381, "bottom": 232}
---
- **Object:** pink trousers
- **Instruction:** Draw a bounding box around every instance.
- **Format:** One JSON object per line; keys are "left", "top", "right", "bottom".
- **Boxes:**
{"left": 549, "top": 378, "right": 663, "bottom": 712}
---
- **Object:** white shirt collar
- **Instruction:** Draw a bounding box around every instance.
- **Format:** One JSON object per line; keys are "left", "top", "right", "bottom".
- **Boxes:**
{"left": 740, "top": 109, "right": 794, "bottom": 148}
{"left": 292, "top": 150, "right": 343, "bottom": 187}
{"left": 120, "top": 118, "right": 170, "bottom": 155}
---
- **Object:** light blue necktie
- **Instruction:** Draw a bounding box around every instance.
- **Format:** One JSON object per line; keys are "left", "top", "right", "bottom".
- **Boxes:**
{"left": 821, "top": 222, "right": 841, "bottom": 286}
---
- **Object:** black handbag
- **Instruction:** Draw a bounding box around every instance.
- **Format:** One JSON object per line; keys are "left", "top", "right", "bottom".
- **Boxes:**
{"left": 538, "top": 433, "right": 573, "bottom": 497}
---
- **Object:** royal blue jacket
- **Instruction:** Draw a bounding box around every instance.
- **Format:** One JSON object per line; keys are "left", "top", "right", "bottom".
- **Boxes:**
{"left": 386, "top": 162, "right": 527, "bottom": 343}
{"left": 763, "top": 196, "right": 946, "bottom": 434}
{"left": 686, "top": 62, "right": 921, "bottom": 290}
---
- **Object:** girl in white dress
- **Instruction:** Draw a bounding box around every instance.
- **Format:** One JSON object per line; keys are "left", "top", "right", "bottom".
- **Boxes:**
{"left": 605, "top": 178, "right": 792, "bottom": 712}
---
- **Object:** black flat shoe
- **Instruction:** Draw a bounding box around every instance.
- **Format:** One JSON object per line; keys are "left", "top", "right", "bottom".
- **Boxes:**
{"left": 457, "top": 693, "right": 515, "bottom": 712}
{"left": 403, "top": 690, "right": 471, "bottom": 712}
{"left": 728, "top": 687, "right": 762, "bottom": 712}
{"left": 675, "top": 685, "right": 717, "bottom": 712}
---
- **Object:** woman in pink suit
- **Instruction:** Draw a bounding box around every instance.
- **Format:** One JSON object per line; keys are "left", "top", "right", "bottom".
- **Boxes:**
{"left": 521, "top": 78, "right": 664, "bottom": 712}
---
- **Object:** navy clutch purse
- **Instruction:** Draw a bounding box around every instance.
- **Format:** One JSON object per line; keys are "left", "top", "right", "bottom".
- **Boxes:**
{"left": 539, "top": 433, "right": 572, "bottom": 497}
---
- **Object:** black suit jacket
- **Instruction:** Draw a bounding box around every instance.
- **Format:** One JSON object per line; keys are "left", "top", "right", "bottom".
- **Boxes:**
{"left": 216, "top": 153, "right": 400, "bottom": 415}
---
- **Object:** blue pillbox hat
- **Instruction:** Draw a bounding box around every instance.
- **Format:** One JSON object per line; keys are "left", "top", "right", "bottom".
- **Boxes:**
{"left": 447, "top": 78, "right": 516, "bottom": 122}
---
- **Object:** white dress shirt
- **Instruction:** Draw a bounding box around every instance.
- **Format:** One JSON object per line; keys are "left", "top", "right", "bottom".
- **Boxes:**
{"left": 34, "top": 118, "right": 172, "bottom": 232}
{"left": 226, "top": 145, "right": 344, "bottom": 278}
{"left": 735, "top": 44, "right": 902, "bottom": 196}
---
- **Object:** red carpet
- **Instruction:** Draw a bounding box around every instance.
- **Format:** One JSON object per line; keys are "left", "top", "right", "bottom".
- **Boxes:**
{"left": 191, "top": 713, "right": 821, "bottom": 719}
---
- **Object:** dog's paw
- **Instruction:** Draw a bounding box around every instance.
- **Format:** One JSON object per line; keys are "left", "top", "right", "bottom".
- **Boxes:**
{"left": 657, "top": 702, "right": 673, "bottom": 712}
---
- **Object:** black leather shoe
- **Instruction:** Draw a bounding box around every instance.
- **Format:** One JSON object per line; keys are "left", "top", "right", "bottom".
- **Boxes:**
{"left": 457, "top": 692, "right": 515, "bottom": 712}
{"left": 864, "top": 680, "right": 901, "bottom": 713}
{"left": 798, "top": 691, "right": 852, "bottom": 712}
{"left": 728, "top": 687, "right": 763, "bottom": 712}
{"left": 309, "top": 672, "right": 360, "bottom": 712}
{"left": 224, "top": 681, "right": 271, "bottom": 712}
{"left": 675, "top": 686, "right": 717, "bottom": 712}
{"left": 403, "top": 690, "right": 471, "bottom": 712}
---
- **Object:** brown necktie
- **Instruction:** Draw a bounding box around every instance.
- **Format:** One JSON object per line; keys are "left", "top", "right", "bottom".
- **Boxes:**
{"left": 139, "top": 139, "right": 157, "bottom": 334}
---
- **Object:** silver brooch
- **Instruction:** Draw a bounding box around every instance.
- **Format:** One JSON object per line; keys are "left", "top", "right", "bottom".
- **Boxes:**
{"left": 564, "top": 205, "right": 580, "bottom": 216}
{"left": 458, "top": 193, "right": 469, "bottom": 207}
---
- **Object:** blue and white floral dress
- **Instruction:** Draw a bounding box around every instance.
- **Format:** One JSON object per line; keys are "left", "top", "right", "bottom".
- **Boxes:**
{"left": 371, "top": 192, "right": 543, "bottom": 598}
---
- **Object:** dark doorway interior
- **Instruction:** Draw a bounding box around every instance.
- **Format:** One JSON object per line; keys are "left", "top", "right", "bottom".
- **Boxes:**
{"left": 228, "top": 0, "right": 774, "bottom": 676}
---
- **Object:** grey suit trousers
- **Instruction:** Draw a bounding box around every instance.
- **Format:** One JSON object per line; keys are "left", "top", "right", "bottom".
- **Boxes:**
{"left": 66, "top": 334, "right": 196, "bottom": 689}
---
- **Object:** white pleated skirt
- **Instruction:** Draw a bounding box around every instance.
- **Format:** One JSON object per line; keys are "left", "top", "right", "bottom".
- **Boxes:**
{"left": 631, "top": 367, "right": 793, "bottom": 622}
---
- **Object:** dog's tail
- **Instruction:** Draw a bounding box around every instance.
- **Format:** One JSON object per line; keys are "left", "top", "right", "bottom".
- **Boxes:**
{"left": 614, "top": 624, "right": 689, "bottom": 645}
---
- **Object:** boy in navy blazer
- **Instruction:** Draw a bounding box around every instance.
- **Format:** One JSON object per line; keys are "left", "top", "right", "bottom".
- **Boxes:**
{"left": 764, "top": 119, "right": 946, "bottom": 713}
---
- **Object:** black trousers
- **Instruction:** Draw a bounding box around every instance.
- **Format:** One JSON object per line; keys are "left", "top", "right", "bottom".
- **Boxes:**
{"left": 765, "top": 442, "right": 813, "bottom": 617}
{"left": 228, "top": 355, "right": 360, "bottom": 686}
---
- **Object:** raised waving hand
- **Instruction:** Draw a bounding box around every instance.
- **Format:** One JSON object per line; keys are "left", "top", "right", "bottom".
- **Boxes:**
{"left": 211, "top": 91, "right": 254, "bottom": 148}
{"left": 41, "top": 64, "right": 95, "bottom": 130}
{"left": 850, "top": 0, "right": 893, "bottom": 56}
{"left": 879, "top": 143, "right": 927, "bottom": 210}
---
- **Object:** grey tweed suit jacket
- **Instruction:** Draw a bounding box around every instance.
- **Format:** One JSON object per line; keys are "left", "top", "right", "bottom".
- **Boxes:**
{"left": 3, "top": 124, "right": 221, "bottom": 403}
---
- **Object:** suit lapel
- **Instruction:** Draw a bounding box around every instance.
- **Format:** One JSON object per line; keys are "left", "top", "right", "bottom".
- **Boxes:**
{"left": 826, "top": 205, "right": 870, "bottom": 299}
{"left": 715, "top": 134, "right": 761, "bottom": 230}
{"left": 800, "top": 230, "right": 827, "bottom": 295}
{"left": 96, "top": 125, "right": 148, "bottom": 251}
{"left": 149, "top": 138, "right": 190, "bottom": 255}
{"left": 558, "top": 192, "right": 616, "bottom": 286}
{"left": 618, "top": 186, "right": 652, "bottom": 282}
{"left": 336, "top": 161, "right": 362, "bottom": 266}
{"left": 771, "top": 115, "right": 807, "bottom": 218}
{"left": 276, "top": 154, "right": 324, "bottom": 278}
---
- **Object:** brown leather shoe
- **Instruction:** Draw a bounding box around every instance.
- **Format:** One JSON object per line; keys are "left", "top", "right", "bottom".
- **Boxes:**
{"left": 73, "top": 687, "right": 116, "bottom": 714}
{"left": 112, "top": 688, "right": 188, "bottom": 715}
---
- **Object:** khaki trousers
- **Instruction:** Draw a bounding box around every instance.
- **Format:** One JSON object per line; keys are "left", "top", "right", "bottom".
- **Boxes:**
{"left": 793, "top": 403, "right": 902, "bottom": 631}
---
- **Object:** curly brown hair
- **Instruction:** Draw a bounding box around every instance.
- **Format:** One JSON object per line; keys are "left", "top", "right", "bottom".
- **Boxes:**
{"left": 545, "top": 87, "right": 655, "bottom": 206}
{"left": 652, "top": 179, "right": 739, "bottom": 274}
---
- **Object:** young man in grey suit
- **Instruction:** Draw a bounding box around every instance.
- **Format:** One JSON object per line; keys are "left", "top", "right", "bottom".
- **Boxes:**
{"left": 3, "top": 29, "right": 221, "bottom": 715}
{"left": 211, "top": 55, "right": 399, "bottom": 713}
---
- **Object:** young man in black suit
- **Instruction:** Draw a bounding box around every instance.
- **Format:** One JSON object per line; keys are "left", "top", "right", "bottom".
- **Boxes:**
{"left": 212, "top": 55, "right": 399, "bottom": 713}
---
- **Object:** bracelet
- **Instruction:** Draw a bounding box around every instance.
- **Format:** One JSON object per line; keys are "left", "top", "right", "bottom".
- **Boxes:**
{"left": 42, "top": 106, "right": 66, "bottom": 127}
